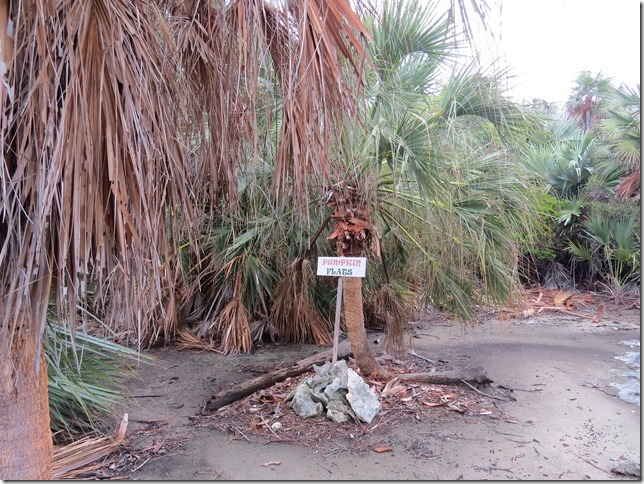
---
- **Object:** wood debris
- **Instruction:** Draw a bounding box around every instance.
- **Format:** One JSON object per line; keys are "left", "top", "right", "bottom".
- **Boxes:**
{"left": 53, "top": 418, "right": 186, "bottom": 480}
{"left": 192, "top": 357, "right": 514, "bottom": 454}
{"left": 505, "top": 288, "right": 605, "bottom": 321}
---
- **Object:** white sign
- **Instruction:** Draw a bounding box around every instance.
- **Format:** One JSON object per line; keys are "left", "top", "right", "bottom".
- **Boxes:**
{"left": 316, "top": 257, "right": 366, "bottom": 278}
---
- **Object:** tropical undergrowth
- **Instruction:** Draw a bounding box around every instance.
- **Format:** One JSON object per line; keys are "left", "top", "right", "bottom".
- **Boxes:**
{"left": 519, "top": 77, "right": 640, "bottom": 297}
{"left": 168, "top": 0, "right": 543, "bottom": 353}
{"left": 45, "top": 306, "right": 154, "bottom": 443}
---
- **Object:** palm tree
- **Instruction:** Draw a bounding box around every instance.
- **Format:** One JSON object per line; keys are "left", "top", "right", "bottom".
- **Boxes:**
{"left": 566, "top": 71, "right": 614, "bottom": 131}
{"left": 598, "top": 84, "right": 641, "bottom": 200}
{"left": 321, "top": 0, "right": 537, "bottom": 375}
{"left": 0, "top": 0, "right": 369, "bottom": 478}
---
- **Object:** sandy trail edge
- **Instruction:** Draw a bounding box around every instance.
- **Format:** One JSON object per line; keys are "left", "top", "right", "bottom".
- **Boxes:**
{"left": 123, "top": 306, "right": 640, "bottom": 480}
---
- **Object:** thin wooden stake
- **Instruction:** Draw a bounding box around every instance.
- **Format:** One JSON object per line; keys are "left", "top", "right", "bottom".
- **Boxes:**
{"left": 332, "top": 277, "right": 344, "bottom": 364}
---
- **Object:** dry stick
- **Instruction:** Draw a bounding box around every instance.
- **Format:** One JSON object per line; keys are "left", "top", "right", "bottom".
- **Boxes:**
{"left": 536, "top": 307, "right": 598, "bottom": 321}
{"left": 303, "top": 215, "right": 332, "bottom": 258}
{"left": 583, "top": 380, "right": 615, "bottom": 396}
{"left": 460, "top": 379, "right": 516, "bottom": 402}
{"left": 568, "top": 450, "right": 611, "bottom": 475}
{"left": 409, "top": 350, "right": 435, "bottom": 364}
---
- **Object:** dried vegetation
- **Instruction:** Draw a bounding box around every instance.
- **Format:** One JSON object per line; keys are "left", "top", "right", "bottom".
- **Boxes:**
{"left": 192, "top": 357, "right": 515, "bottom": 453}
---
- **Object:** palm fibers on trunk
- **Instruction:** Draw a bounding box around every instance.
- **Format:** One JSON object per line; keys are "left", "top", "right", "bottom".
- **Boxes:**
{"left": 367, "top": 284, "right": 409, "bottom": 355}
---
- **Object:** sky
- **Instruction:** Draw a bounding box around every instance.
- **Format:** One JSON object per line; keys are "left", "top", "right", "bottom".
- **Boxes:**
{"left": 453, "top": 0, "right": 641, "bottom": 105}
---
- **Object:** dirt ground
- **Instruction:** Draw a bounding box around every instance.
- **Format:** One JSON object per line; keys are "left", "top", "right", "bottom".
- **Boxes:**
{"left": 113, "top": 295, "right": 640, "bottom": 480}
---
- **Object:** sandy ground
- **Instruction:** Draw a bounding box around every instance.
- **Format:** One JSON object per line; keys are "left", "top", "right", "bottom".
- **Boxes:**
{"left": 118, "top": 300, "right": 640, "bottom": 480}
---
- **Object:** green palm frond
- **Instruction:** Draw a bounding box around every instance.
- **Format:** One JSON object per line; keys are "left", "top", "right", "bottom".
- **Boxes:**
{"left": 598, "top": 84, "right": 641, "bottom": 171}
{"left": 365, "top": 0, "right": 455, "bottom": 94}
{"left": 583, "top": 214, "right": 612, "bottom": 247}
{"left": 556, "top": 195, "right": 586, "bottom": 226}
{"left": 437, "top": 63, "right": 530, "bottom": 142}
{"left": 45, "top": 322, "right": 154, "bottom": 439}
{"left": 612, "top": 214, "right": 640, "bottom": 257}
{"left": 568, "top": 241, "right": 595, "bottom": 261}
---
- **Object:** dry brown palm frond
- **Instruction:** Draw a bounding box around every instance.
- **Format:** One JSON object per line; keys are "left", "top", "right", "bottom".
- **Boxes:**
{"left": 2, "top": 0, "right": 195, "bottom": 361}
{"left": 259, "top": 0, "right": 372, "bottom": 207}
{"left": 365, "top": 284, "right": 411, "bottom": 356}
{"left": 52, "top": 414, "right": 128, "bottom": 480}
{"left": 553, "top": 290, "right": 574, "bottom": 307}
{"left": 175, "top": 327, "right": 223, "bottom": 353}
{"left": 216, "top": 298, "right": 252, "bottom": 354}
{"left": 216, "top": 273, "right": 252, "bottom": 354}
{"left": 614, "top": 170, "right": 641, "bottom": 200}
{"left": 270, "top": 258, "right": 332, "bottom": 345}
{"left": 250, "top": 316, "right": 278, "bottom": 345}
{"left": 170, "top": 0, "right": 371, "bottom": 213}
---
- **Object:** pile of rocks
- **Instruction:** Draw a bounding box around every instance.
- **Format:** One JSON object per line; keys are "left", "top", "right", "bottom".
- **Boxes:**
{"left": 286, "top": 360, "right": 381, "bottom": 423}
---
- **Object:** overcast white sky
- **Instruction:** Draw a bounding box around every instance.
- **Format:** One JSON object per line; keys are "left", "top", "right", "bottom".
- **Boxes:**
{"left": 453, "top": 0, "right": 641, "bottom": 105}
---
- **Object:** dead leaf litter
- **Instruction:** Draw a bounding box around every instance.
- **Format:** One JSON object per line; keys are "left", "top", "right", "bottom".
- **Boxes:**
{"left": 191, "top": 357, "right": 515, "bottom": 454}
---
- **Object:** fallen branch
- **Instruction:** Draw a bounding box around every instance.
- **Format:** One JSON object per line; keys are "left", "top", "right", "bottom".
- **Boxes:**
{"left": 394, "top": 367, "right": 492, "bottom": 386}
{"left": 568, "top": 450, "right": 610, "bottom": 475}
{"left": 408, "top": 350, "right": 435, "bottom": 364}
{"left": 202, "top": 343, "right": 494, "bottom": 414}
{"left": 536, "top": 307, "right": 598, "bottom": 321}
{"left": 202, "top": 341, "right": 352, "bottom": 413}
{"left": 460, "top": 379, "right": 515, "bottom": 401}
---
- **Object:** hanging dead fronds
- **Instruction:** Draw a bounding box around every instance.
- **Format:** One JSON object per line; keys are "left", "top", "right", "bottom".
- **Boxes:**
{"left": 270, "top": 258, "right": 332, "bottom": 345}
{"left": 270, "top": 0, "right": 372, "bottom": 207}
{"left": 365, "top": 284, "right": 411, "bottom": 355}
{"left": 216, "top": 272, "right": 253, "bottom": 354}
{"left": 1, "top": 0, "right": 195, "bottom": 364}
{"left": 170, "top": 0, "right": 372, "bottom": 212}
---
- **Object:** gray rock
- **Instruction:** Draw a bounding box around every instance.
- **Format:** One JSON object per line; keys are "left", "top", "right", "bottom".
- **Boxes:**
{"left": 289, "top": 360, "right": 380, "bottom": 423}
{"left": 346, "top": 368, "right": 381, "bottom": 423}
{"left": 611, "top": 462, "right": 640, "bottom": 478}
{"left": 326, "top": 407, "right": 349, "bottom": 423}
{"left": 322, "top": 360, "right": 349, "bottom": 399}
{"left": 312, "top": 360, "right": 349, "bottom": 399}
{"left": 288, "top": 383, "right": 323, "bottom": 417}
{"left": 326, "top": 396, "right": 350, "bottom": 423}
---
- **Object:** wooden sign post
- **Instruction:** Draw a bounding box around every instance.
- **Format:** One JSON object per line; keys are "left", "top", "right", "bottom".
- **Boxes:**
{"left": 317, "top": 257, "right": 366, "bottom": 363}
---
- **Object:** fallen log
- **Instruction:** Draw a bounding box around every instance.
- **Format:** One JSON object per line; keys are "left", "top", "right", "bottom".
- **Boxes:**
{"left": 201, "top": 343, "right": 493, "bottom": 414}
{"left": 393, "top": 367, "right": 492, "bottom": 386}
{"left": 201, "top": 341, "right": 353, "bottom": 413}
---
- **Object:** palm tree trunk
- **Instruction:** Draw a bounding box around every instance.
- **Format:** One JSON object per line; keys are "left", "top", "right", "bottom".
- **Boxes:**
{"left": 0, "top": 332, "right": 53, "bottom": 479}
{"left": 342, "top": 276, "right": 384, "bottom": 376}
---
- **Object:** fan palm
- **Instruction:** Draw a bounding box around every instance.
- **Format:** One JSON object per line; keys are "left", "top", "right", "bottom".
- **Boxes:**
{"left": 0, "top": 0, "right": 369, "bottom": 478}
{"left": 321, "top": 0, "right": 538, "bottom": 374}
{"left": 598, "top": 84, "right": 641, "bottom": 200}
{"left": 178, "top": 0, "right": 536, "bottom": 377}
{"left": 566, "top": 70, "right": 614, "bottom": 131}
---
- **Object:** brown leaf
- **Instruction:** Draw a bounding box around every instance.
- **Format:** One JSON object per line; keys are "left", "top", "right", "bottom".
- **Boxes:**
{"left": 373, "top": 446, "right": 393, "bottom": 453}
{"left": 381, "top": 378, "right": 408, "bottom": 398}
{"left": 326, "top": 228, "right": 341, "bottom": 240}
{"left": 348, "top": 217, "right": 373, "bottom": 230}
{"left": 554, "top": 291, "right": 574, "bottom": 307}
{"left": 597, "top": 304, "right": 604, "bottom": 318}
